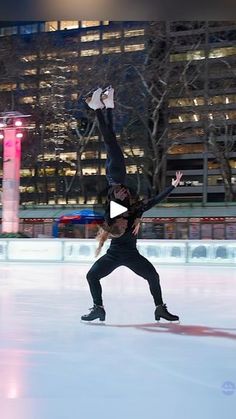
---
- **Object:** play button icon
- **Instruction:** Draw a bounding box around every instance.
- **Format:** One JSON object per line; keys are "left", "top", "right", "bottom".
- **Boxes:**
{"left": 110, "top": 201, "right": 128, "bottom": 219}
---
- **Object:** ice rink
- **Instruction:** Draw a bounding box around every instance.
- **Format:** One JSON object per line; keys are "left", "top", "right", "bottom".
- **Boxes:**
{"left": 0, "top": 262, "right": 236, "bottom": 419}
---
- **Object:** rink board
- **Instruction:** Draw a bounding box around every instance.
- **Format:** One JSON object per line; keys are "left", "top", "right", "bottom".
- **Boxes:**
{"left": 0, "top": 239, "right": 236, "bottom": 264}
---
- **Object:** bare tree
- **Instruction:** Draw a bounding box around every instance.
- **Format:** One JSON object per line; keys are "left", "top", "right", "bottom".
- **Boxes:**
{"left": 207, "top": 120, "right": 236, "bottom": 201}
{"left": 103, "top": 22, "right": 204, "bottom": 196}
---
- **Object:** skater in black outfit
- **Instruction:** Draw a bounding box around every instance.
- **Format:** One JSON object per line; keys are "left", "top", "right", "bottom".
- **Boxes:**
{"left": 81, "top": 87, "right": 183, "bottom": 323}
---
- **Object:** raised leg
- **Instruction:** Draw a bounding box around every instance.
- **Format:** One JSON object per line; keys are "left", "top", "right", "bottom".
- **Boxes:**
{"left": 96, "top": 108, "right": 126, "bottom": 185}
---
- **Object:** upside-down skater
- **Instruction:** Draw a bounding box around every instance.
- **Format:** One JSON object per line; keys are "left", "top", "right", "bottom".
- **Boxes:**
{"left": 81, "top": 86, "right": 183, "bottom": 323}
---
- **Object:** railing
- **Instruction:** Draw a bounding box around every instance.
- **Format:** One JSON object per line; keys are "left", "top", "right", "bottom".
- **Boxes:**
{"left": 0, "top": 239, "right": 236, "bottom": 265}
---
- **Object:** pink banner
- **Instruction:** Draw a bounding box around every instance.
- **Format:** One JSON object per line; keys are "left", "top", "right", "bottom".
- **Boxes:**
{"left": 2, "top": 129, "right": 21, "bottom": 233}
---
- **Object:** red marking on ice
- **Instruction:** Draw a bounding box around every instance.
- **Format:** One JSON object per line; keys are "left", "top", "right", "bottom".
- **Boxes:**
{"left": 87, "top": 322, "right": 236, "bottom": 340}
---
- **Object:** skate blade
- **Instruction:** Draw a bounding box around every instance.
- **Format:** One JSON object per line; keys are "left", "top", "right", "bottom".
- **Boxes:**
{"left": 156, "top": 319, "right": 180, "bottom": 324}
{"left": 80, "top": 319, "right": 106, "bottom": 325}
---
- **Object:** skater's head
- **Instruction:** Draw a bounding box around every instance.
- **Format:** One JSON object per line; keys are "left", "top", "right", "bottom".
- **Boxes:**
{"left": 108, "top": 184, "right": 131, "bottom": 208}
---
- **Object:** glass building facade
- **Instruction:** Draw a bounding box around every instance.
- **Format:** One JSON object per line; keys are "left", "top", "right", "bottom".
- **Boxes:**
{"left": 0, "top": 21, "right": 236, "bottom": 207}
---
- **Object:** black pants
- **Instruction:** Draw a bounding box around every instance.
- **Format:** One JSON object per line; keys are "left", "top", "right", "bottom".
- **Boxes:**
{"left": 86, "top": 250, "right": 163, "bottom": 307}
{"left": 96, "top": 109, "right": 126, "bottom": 185}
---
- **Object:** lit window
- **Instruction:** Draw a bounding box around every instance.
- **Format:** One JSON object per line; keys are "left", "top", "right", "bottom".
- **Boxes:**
{"left": 124, "top": 29, "right": 145, "bottom": 37}
{"left": 60, "top": 152, "right": 76, "bottom": 160}
{"left": 81, "top": 31, "right": 100, "bottom": 42}
{"left": 26, "top": 185, "right": 35, "bottom": 192}
{"left": 127, "top": 165, "right": 137, "bottom": 174}
{"left": 44, "top": 52, "right": 57, "bottom": 59}
{"left": 102, "top": 21, "right": 109, "bottom": 25}
{"left": 209, "top": 46, "right": 236, "bottom": 59}
{"left": 209, "top": 95, "right": 236, "bottom": 105}
{"left": 39, "top": 81, "right": 52, "bottom": 89}
{"left": 102, "top": 31, "right": 121, "bottom": 40}
{"left": 27, "top": 122, "right": 36, "bottom": 130}
{"left": 169, "top": 113, "right": 200, "bottom": 123}
{"left": 20, "top": 55, "right": 37, "bottom": 62}
{"left": 124, "top": 147, "right": 144, "bottom": 156}
{"left": 0, "top": 26, "right": 17, "bottom": 36}
{"left": 63, "top": 51, "right": 78, "bottom": 57}
{"left": 40, "top": 64, "right": 77, "bottom": 74}
{"left": 20, "top": 169, "right": 34, "bottom": 177}
{"left": 0, "top": 83, "right": 17, "bottom": 91}
{"left": 40, "top": 67, "right": 52, "bottom": 74}
{"left": 60, "top": 21, "right": 79, "bottom": 30}
{"left": 21, "top": 69, "right": 37, "bottom": 75}
{"left": 65, "top": 168, "right": 76, "bottom": 176}
{"left": 19, "top": 82, "right": 37, "bottom": 90}
{"left": 19, "top": 96, "right": 36, "bottom": 104}
{"left": 45, "top": 21, "right": 59, "bottom": 32}
{"left": 100, "top": 167, "right": 106, "bottom": 175}
{"left": 124, "top": 44, "right": 145, "bottom": 52}
{"left": 226, "top": 110, "right": 236, "bottom": 120}
{"left": 168, "top": 97, "right": 204, "bottom": 107}
{"left": 61, "top": 65, "right": 78, "bottom": 72}
{"left": 102, "top": 46, "right": 121, "bottom": 54}
{"left": 81, "top": 21, "right": 100, "bottom": 28}
{"left": 82, "top": 167, "right": 99, "bottom": 175}
{"left": 168, "top": 144, "right": 204, "bottom": 154}
{"left": 85, "top": 197, "right": 96, "bottom": 204}
{"left": 47, "top": 123, "right": 67, "bottom": 131}
{"left": 170, "top": 50, "right": 205, "bottom": 62}
{"left": 20, "top": 24, "right": 38, "bottom": 35}
{"left": 81, "top": 49, "right": 100, "bottom": 56}
{"left": 168, "top": 128, "right": 204, "bottom": 139}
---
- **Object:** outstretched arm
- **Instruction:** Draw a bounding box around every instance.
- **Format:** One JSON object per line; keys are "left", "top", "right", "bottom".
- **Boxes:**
{"left": 136, "top": 171, "right": 183, "bottom": 214}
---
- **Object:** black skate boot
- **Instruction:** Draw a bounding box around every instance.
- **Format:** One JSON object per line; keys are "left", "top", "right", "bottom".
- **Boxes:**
{"left": 155, "top": 304, "right": 179, "bottom": 322}
{"left": 81, "top": 305, "right": 106, "bottom": 322}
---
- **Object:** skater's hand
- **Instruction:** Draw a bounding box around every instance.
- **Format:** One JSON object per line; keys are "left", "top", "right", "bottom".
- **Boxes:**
{"left": 113, "top": 187, "right": 129, "bottom": 201}
{"left": 172, "top": 171, "right": 183, "bottom": 187}
{"left": 132, "top": 218, "right": 141, "bottom": 236}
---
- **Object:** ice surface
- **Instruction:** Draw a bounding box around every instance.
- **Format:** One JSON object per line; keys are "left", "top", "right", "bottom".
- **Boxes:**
{"left": 0, "top": 263, "right": 235, "bottom": 419}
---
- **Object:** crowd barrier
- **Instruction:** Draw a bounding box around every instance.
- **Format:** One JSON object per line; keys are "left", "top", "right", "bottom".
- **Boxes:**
{"left": 0, "top": 239, "right": 236, "bottom": 265}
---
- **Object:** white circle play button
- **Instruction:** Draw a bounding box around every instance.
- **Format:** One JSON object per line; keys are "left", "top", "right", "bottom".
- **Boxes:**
{"left": 110, "top": 201, "right": 128, "bottom": 219}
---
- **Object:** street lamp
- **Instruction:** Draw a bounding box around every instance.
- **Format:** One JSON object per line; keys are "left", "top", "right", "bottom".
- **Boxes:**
{"left": 0, "top": 111, "right": 31, "bottom": 233}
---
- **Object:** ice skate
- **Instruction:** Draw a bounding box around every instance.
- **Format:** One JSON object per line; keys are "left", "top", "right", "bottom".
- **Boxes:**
{"left": 81, "top": 305, "right": 106, "bottom": 322}
{"left": 85, "top": 87, "right": 104, "bottom": 110}
{"left": 102, "top": 86, "right": 114, "bottom": 109}
{"left": 155, "top": 304, "right": 179, "bottom": 322}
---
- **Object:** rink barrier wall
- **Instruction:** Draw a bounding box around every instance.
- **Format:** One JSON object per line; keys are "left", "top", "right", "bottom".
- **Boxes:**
{"left": 0, "top": 239, "right": 236, "bottom": 265}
